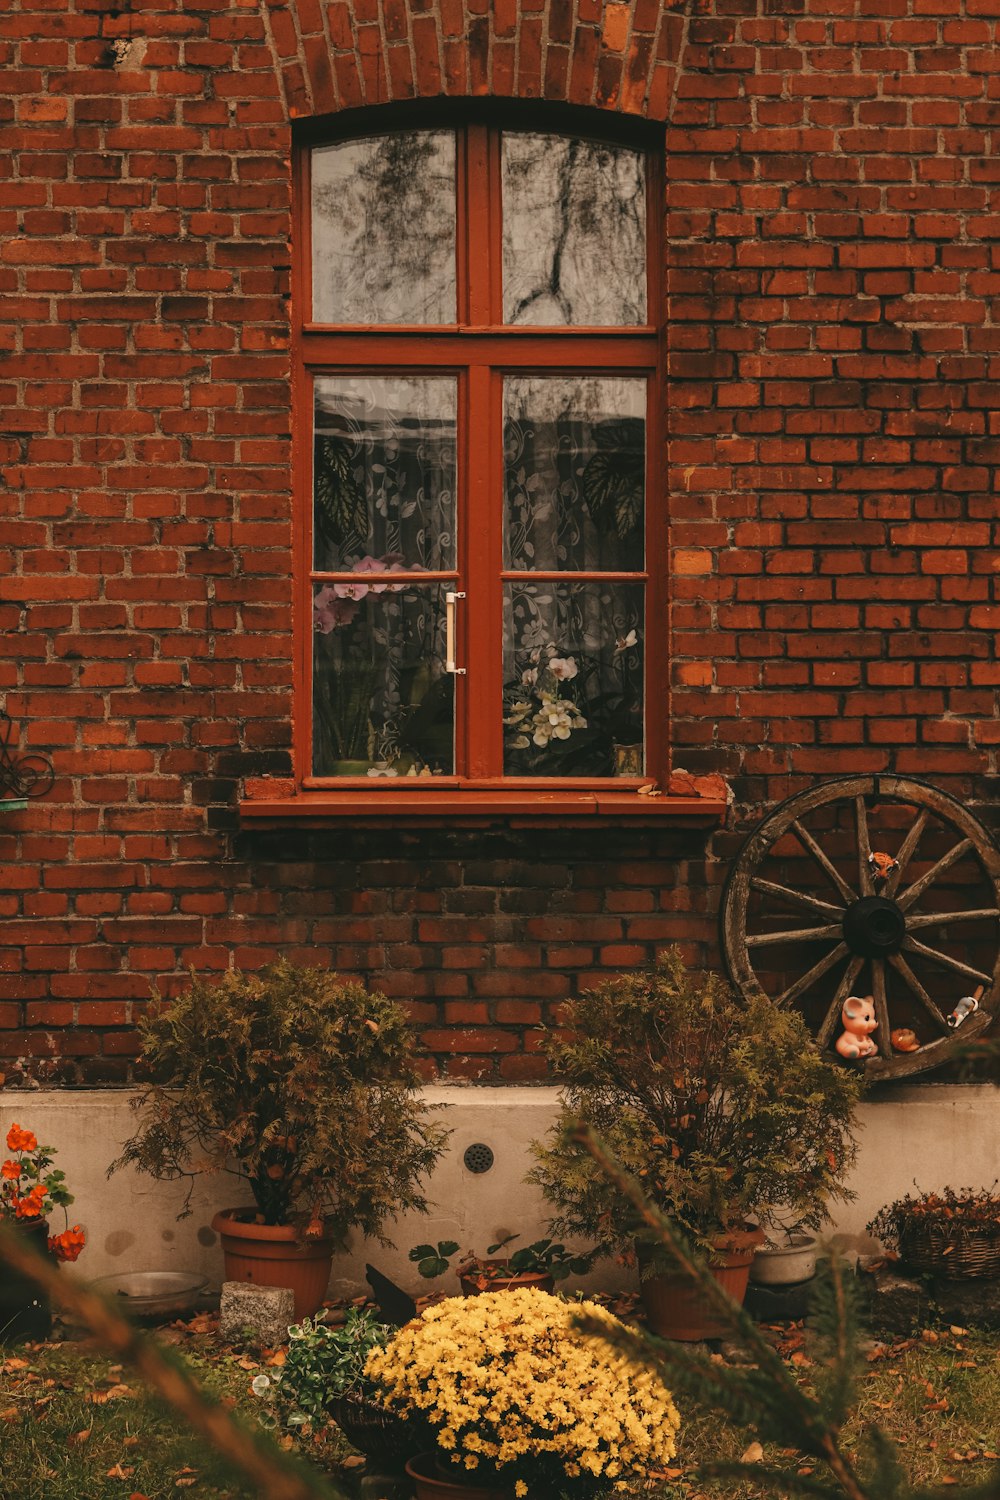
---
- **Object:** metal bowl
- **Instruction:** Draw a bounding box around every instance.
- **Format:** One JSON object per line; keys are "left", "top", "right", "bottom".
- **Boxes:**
{"left": 91, "top": 1270, "right": 209, "bottom": 1321}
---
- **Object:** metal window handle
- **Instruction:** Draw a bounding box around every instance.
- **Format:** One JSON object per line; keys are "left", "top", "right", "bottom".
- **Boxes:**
{"left": 445, "top": 591, "right": 466, "bottom": 675}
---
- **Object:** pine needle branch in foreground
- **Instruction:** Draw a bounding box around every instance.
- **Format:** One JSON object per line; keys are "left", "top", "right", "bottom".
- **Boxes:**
{"left": 0, "top": 1222, "right": 343, "bottom": 1500}
{"left": 572, "top": 1123, "right": 880, "bottom": 1500}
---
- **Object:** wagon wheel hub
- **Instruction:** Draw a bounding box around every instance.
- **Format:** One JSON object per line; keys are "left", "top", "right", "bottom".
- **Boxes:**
{"left": 842, "top": 896, "right": 907, "bottom": 959}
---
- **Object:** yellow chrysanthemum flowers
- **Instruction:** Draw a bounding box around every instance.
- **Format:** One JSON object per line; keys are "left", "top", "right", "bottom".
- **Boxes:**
{"left": 364, "top": 1288, "right": 680, "bottom": 1490}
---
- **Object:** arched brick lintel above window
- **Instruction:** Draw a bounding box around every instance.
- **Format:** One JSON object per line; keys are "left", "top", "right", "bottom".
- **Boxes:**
{"left": 261, "top": 0, "right": 689, "bottom": 124}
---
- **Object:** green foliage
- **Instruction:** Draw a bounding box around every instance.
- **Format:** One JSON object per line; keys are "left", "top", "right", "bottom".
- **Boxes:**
{"left": 529, "top": 948, "right": 863, "bottom": 1253}
{"left": 409, "top": 1234, "right": 594, "bottom": 1283}
{"left": 409, "top": 1239, "right": 460, "bottom": 1278}
{"left": 253, "top": 1308, "right": 393, "bottom": 1431}
{"left": 110, "top": 960, "right": 449, "bottom": 1237}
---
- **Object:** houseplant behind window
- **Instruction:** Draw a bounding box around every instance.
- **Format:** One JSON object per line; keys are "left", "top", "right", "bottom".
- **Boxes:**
{"left": 111, "top": 960, "right": 449, "bottom": 1318}
{"left": 529, "top": 947, "right": 862, "bottom": 1340}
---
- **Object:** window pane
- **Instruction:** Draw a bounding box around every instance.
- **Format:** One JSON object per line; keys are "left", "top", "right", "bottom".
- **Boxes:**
{"left": 502, "top": 581, "right": 644, "bottom": 777}
{"left": 312, "top": 133, "right": 456, "bottom": 324}
{"left": 313, "top": 584, "right": 454, "bottom": 777}
{"left": 502, "top": 134, "right": 646, "bottom": 326}
{"left": 504, "top": 376, "right": 645, "bottom": 572}
{"left": 314, "top": 375, "right": 457, "bottom": 573}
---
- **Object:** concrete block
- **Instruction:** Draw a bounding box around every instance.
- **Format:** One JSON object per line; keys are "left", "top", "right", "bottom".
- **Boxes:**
{"left": 219, "top": 1281, "right": 295, "bottom": 1345}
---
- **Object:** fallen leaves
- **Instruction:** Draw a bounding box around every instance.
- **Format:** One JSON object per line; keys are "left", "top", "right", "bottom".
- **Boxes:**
{"left": 106, "top": 1463, "right": 135, "bottom": 1479}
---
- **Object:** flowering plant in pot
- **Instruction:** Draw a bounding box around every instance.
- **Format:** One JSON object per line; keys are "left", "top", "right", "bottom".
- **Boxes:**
{"left": 365, "top": 1287, "right": 680, "bottom": 1498}
{"left": 1, "top": 1123, "right": 85, "bottom": 1340}
{"left": 529, "top": 947, "right": 862, "bottom": 1339}
{"left": 409, "top": 1234, "right": 594, "bottom": 1296}
{"left": 110, "top": 960, "right": 450, "bottom": 1317}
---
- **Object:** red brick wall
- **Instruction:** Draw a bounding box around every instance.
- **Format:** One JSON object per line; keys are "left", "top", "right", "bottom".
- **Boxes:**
{"left": 1, "top": 0, "right": 998, "bottom": 1083}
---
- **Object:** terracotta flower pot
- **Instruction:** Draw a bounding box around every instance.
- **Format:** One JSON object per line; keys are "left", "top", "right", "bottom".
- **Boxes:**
{"left": 639, "top": 1226, "right": 765, "bottom": 1342}
{"left": 0, "top": 1218, "right": 53, "bottom": 1343}
{"left": 211, "top": 1208, "right": 335, "bottom": 1320}
{"left": 405, "top": 1453, "right": 512, "bottom": 1500}
{"left": 458, "top": 1260, "right": 554, "bottom": 1297}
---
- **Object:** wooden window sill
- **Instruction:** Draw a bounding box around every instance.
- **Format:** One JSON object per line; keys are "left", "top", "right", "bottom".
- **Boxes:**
{"left": 239, "top": 788, "right": 727, "bottom": 823}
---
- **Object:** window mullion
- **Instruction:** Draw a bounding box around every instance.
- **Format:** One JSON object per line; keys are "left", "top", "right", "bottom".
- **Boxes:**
{"left": 464, "top": 362, "right": 502, "bottom": 779}
{"left": 464, "top": 123, "right": 493, "bottom": 326}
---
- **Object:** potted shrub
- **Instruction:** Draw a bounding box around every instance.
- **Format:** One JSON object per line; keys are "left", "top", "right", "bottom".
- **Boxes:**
{"left": 110, "top": 960, "right": 449, "bottom": 1318}
{"left": 868, "top": 1186, "right": 1000, "bottom": 1280}
{"left": 365, "top": 1287, "right": 680, "bottom": 1498}
{"left": 251, "top": 1305, "right": 421, "bottom": 1468}
{"left": 409, "top": 1234, "right": 594, "bottom": 1296}
{"left": 1, "top": 1123, "right": 85, "bottom": 1341}
{"left": 529, "top": 948, "right": 862, "bottom": 1340}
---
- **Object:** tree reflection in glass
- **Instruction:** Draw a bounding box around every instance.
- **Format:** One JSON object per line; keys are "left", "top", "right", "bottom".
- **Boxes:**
{"left": 312, "top": 133, "right": 456, "bottom": 325}
{"left": 502, "top": 134, "right": 646, "bottom": 326}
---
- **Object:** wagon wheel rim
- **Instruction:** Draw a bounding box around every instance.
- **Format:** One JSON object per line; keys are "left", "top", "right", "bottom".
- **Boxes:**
{"left": 720, "top": 775, "right": 1000, "bottom": 1081}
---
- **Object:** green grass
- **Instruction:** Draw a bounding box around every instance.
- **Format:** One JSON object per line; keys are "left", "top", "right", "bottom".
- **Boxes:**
{"left": 1, "top": 1318, "right": 999, "bottom": 1499}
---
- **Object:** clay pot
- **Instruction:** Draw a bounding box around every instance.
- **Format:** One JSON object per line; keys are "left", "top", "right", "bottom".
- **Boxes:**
{"left": 405, "top": 1453, "right": 511, "bottom": 1500}
{"left": 639, "top": 1226, "right": 765, "bottom": 1342}
{"left": 458, "top": 1260, "right": 554, "bottom": 1297}
{"left": 211, "top": 1208, "right": 335, "bottom": 1320}
{"left": 0, "top": 1218, "right": 53, "bottom": 1343}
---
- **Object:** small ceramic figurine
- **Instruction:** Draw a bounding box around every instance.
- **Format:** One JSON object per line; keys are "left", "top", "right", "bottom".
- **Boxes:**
{"left": 948, "top": 985, "right": 984, "bottom": 1029}
{"left": 835, "top": 995, "right": 878, "bottom": 1059}
{"left": 890, "top": 1028, "right": 920, "bottom": 1053}
{"left": 868, "top": 851, "right": 899, "bottom": 883}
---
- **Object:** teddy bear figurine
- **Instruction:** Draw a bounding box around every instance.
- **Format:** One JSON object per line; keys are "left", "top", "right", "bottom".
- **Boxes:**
{"left": 835, "top": 995, "right": 878, "bottom": 1059}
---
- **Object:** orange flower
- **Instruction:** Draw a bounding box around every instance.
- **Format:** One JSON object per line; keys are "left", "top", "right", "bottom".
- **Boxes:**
{"left": 1, "top": 1159, "right": 22, "bottom": 1181}
{"left": 5, "top": 1124, "right": 37, "bottom": 1153}
{"left": 48, "top": 1225, "right": 86, "bottom": 1263}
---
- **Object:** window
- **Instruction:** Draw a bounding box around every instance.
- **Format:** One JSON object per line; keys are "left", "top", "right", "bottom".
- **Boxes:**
{"left": 293, "top": 116, "right": 667, "bottom": 811}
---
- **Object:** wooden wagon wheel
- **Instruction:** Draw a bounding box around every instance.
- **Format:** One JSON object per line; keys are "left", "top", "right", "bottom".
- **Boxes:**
{"left": 720, "top": 775, "right": 1000, "bottom": 1081}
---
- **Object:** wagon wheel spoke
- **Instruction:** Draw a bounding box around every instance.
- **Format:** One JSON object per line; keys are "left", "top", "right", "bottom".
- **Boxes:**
{"left": 896, "top": 837, "right": 973, "bottom": 912}
{"left": 750, "top": 878, "right": 846, "bottom": 920}
{"left": 900, "top": 935, "right": 992, "bottom": 988}
{"left": 885, "top": 809, "right": 929, "bottom": 897}
{"left": 746, "top": 922, "right": 843, "bottom": 949}
{"left": 789, "top": 819, "right": 857, "bottom": 906}
{"left": 887, "top": 953, "right": 951, "bottom": 1035}
{"left": 816, "top": 955, "right": 865, "bottom": 1046}
{"left": 855, "top": 795, "right": 875, "bottom": 897}
{"left": 905, "top": 908, "right": 1000, "bottom": 930}
{"left": 871, "top": 958, "right": 892, "bottom": 1058}
{"left": 776, "top": 941, "right": 849, "bottom": 1009}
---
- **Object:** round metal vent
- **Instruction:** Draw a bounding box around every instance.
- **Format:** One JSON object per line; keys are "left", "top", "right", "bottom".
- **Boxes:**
{"left": 463, "top": 1142, "right": 495, "bottom": 1175}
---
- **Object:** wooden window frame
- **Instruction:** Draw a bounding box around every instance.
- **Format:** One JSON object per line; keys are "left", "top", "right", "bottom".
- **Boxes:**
{"left": 242, "top": 106, "right": 723, "bottom": 822}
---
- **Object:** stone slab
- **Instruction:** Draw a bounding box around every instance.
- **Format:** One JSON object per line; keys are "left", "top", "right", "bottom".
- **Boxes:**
{"left": 858, "top": 1256, "right": 1000, "bottom": 1333}
{"left": 218, "top": 1281, "right": 295, "bottom": 1346}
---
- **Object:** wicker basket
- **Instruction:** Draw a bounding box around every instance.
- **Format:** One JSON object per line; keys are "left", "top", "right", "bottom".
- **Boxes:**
{"left": 327, "top": 1394, "right": 423, "bottom": 1467}
{"left": 898, "top": 1220, "right": 1000, "bottom": 1281}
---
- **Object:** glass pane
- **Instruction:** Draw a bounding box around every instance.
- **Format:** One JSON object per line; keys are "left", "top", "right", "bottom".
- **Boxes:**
{"left": 312, "top": 133, "right": 456, "bottom": 324}
{"left": 504, "top": 376, "right": 645, "bottom": 572}
{"left": 502, "top": 582, "right": 644, "bottom": 778}
{"left": 314, "top": 375, "right": 457, "bottom": 573}
{"left": 502, "top": 134, "right": 646, "bottom": 326}
{"left": 313, "top": 584, "right": 454, "bottom": 777}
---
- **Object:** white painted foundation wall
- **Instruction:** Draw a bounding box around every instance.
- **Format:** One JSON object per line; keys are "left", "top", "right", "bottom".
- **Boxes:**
{"left": 4, "top": 1085, "right": 1000, "bottom": 1303}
